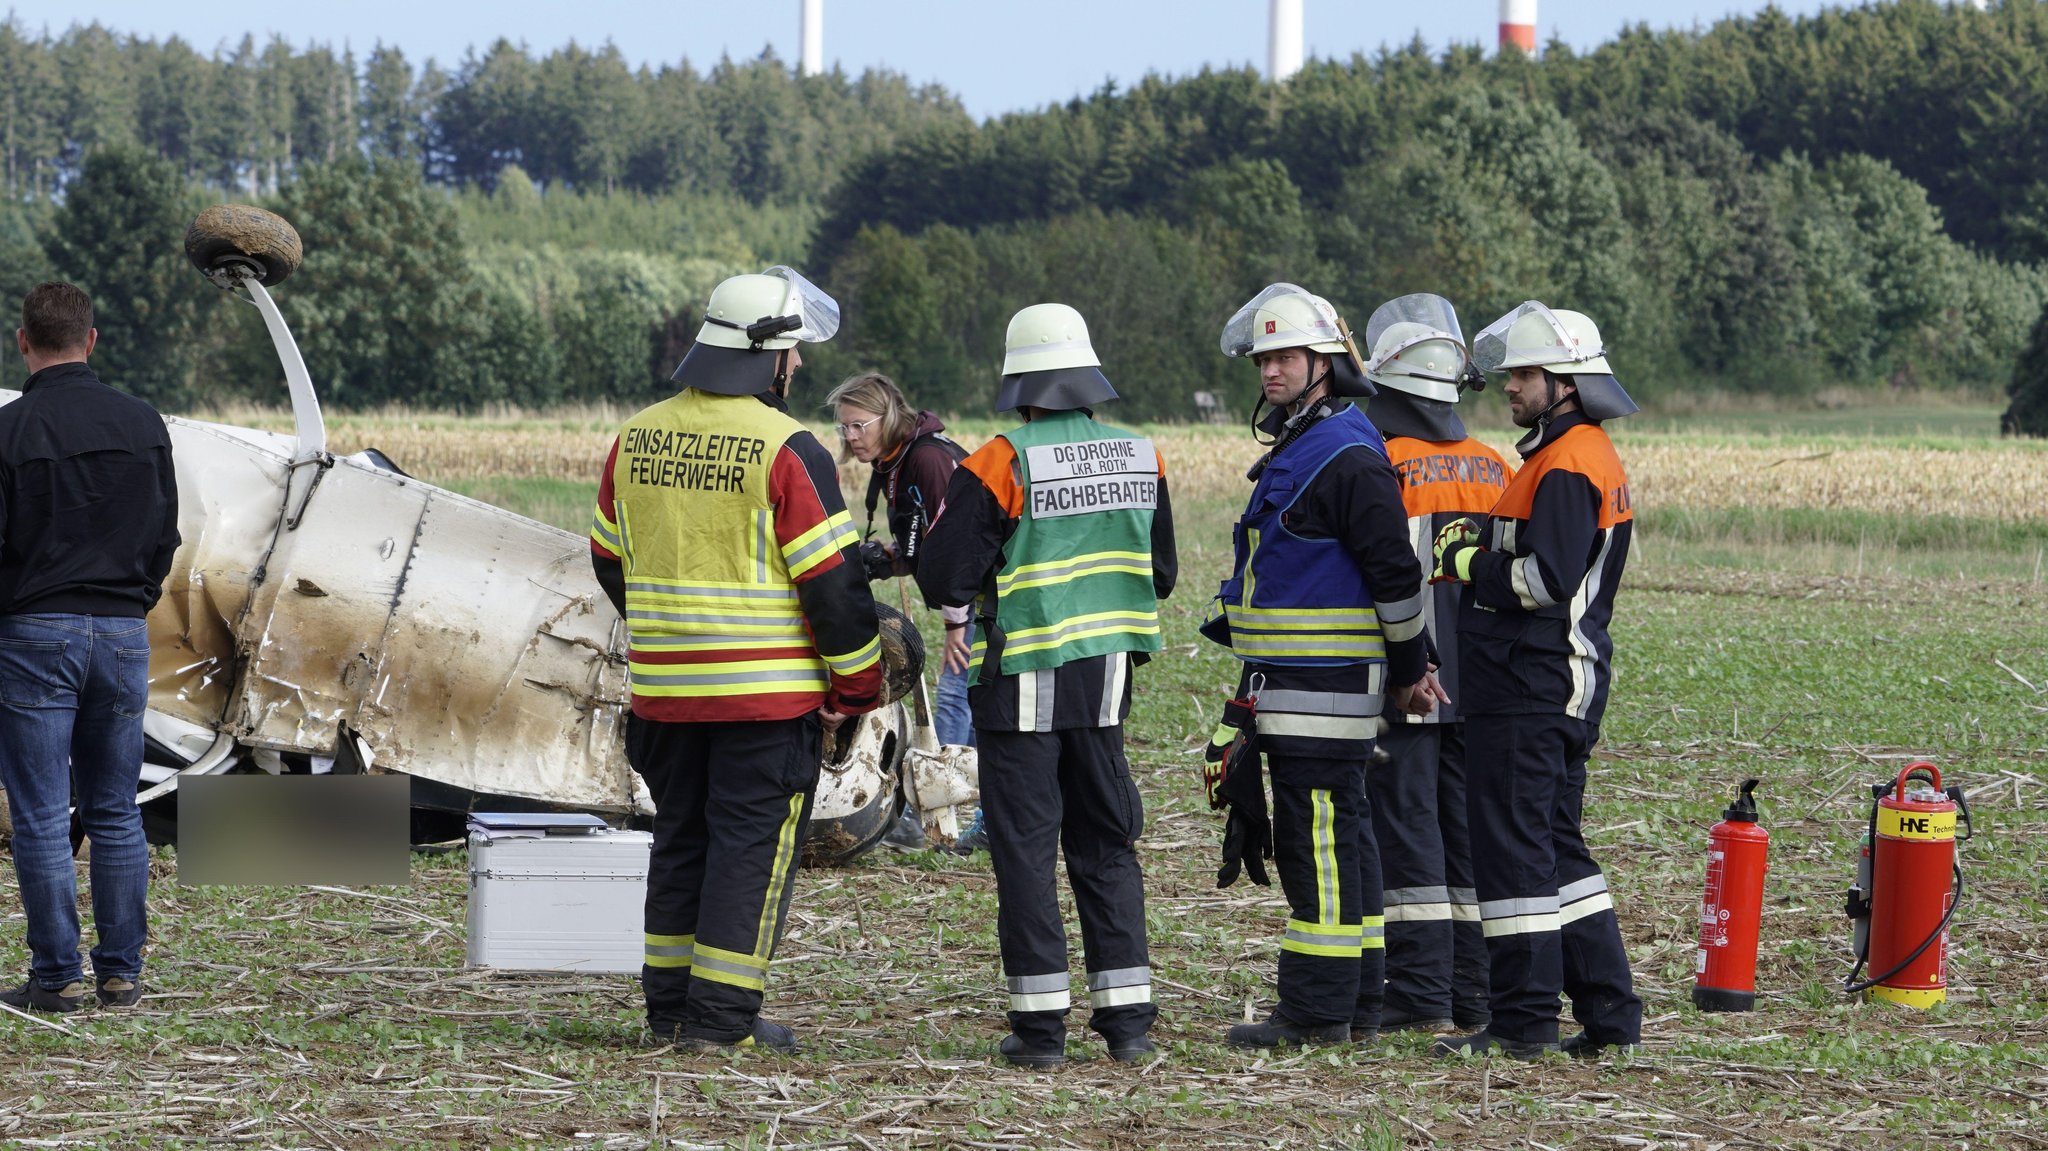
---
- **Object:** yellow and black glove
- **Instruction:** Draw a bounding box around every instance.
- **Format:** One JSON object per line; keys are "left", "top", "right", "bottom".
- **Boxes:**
{"left": 1431, "top": 517, "right": 1483, "bottom": 584}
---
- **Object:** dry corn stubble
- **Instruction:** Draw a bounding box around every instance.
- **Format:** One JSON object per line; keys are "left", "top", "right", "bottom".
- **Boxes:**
{"left": 314, "top": 421, "right": 2048, "bottom": 522}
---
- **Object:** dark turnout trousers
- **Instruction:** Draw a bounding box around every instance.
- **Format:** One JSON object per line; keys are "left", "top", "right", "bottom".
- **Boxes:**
{"left": 1435, "top": 725, "right": 1490, "bottom": 1026}
{"left": 1466, "top": 712, "right": 1641, "bottom": 1046}
{"left": 629, "top": 714, "right": 821, "bottom": 1043}
{"left": 1371, "top": 722, "right": 1490, "bottom": 1025}
{"left": 1265, "top": 754, "right": 1384, "bottom": 1030}
{"left": 979, "top": 725, "right": 1155, "bottom": 1049}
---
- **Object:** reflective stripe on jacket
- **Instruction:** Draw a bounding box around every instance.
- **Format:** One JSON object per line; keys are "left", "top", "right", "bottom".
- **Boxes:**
{"left": 991, "top": 410, "right": 1163, "bottom": 674}
{"left": 592, "top": 389, "right": 880, "bottom": 720}
{"left": 1210, "top": 405, "right": 1394, "bottom": 667}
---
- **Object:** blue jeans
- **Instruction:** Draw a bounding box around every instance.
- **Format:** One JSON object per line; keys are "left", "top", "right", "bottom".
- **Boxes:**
{"left": 935, "top": 621, "right": 977, "bottom": 748}
{"left": 0, "top": 614, "right": 151, "bottom": 989}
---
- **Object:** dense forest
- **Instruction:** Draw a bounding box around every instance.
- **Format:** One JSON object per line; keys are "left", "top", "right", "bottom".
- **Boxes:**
{"left": 3, "top": 1, "right": 2047, "bottom": 431}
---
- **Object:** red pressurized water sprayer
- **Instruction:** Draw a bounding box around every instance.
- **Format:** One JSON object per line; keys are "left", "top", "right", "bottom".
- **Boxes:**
{"left": 1694, "top": 779, "right": 1768, "bottom": 1011}
{"left": 1844, "top": 761, "right": 1972, "bottom": 1008}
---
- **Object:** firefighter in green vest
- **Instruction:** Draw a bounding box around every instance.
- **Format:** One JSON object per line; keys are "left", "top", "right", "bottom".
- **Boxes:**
{"left": 917, "top": 303, "right": 1178, "bottom": 1069}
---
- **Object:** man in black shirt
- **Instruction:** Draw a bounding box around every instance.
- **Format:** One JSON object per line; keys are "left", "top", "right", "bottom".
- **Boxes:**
{"left": 0, "top": 282, "right": 180, "bottom": 1014}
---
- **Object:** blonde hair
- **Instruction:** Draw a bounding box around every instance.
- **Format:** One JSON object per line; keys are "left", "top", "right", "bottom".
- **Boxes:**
{"left": 824, "top": 371, "right": 917, "bottom": 463}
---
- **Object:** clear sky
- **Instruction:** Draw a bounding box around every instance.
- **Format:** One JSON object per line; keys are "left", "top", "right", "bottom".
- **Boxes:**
{"left": 6, "top": 1, "right": 1853, "bottom": 119}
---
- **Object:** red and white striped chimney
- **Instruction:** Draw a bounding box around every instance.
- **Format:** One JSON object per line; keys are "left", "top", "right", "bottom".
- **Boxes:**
{"left": 1500, "top": 0, "right": 1537, "bottom": 55}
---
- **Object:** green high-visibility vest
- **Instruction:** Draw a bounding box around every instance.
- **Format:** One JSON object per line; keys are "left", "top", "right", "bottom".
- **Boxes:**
{"left": 992, "top": 410, "right": 1163, "bottom": 674}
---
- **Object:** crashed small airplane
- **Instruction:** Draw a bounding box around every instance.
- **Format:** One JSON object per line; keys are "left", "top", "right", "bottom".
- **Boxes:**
{"left": 0, "top": 206, "right": 976, "bottom": 865}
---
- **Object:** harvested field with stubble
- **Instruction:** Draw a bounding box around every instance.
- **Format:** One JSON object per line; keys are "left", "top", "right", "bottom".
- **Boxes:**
{"left": 4, "top": 404, "right": 2046, "bottom": 1149}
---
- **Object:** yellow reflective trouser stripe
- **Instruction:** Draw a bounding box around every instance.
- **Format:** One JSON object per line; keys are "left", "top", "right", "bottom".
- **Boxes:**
{"left": 996, "top": 549, "right": 1154, "bottom": 593}
{"left": 783, "top": 511, "right": 858, "bottom": 579}
{"left": 820, "top": 635, "right": 881, "bottom": 676}
{"left": 1313, "top": 788, "right": 1337, "bottom": 923}
{"left": 645, "top": 933, "right": 694, "bottom": 968}
{"left": 690, "top": 943, "right": 768, "bottom": 991}
{"left": 754, "top": 793, "right": 806, "bottom": 959}
{"left": 1360, "top": 914, "right": 1385, "bottom": 951}
{"left": 1283, "top": 919, "right": 1362, "bottom": 958}
{"left": 1281, "top": 789, "right": 1363, "bottom": 957}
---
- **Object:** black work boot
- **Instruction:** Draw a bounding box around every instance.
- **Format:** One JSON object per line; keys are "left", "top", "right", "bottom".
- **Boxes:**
{"left": 1379, "top": 1006, "right": 1455, "bottom": 1033}
{"left": 1432, "top": 1029, "right": 1559, "bottom": 1061}
{"left": 683, "top": 1018, "right": 798, "bottom": 1053}
{"left": 999, "top": 1032, "right": 1067, "bottom": 1069}
{"left": 0, "top": 980, "right": 86, "bottom": 1015}
{"left": 96, "top": 977, "right": 144, "bottom": 1008}
{"left": 1225, "top": 1014, "right": 1350, "bottom": 1049}
{"left": 1561, "top": 1031, "right": 1644, "bottom": 1060}
{"left": 1106, "top": 1034, "right": 1156, "bottom": 1063}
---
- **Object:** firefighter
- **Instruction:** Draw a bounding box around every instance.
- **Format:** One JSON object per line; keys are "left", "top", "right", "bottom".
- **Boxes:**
{"left": 590, "top": 266, "right": 885, "bottom": 1052}
{"left": 1203, "top": 284, "right": 1443, "bottom": 1048}
{"left": 1428, "top": 301, "right": 1644, "bottom": 1060}
{"left": 916, "top": 303, "right": 1176, "bottom": 1069}
{"left": 1359, "top": 296, "right": 1512, "bottom": 1034}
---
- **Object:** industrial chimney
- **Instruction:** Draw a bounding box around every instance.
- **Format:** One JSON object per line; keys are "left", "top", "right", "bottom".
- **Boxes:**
{"left": 800, "top": 0, "right": 823, "bottom": 76}
{"left": 1499, "top": 0, "right": 1537, "bottom": 55}
{"left": 1269, "top": 0, "right": 1303, "bottom": 83}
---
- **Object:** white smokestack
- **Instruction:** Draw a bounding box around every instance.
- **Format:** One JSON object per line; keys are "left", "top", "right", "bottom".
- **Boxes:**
{"left": 1269, "top": 0, "right": 1303, "bottom": 83}
{"left": 800, "top": 0, "right": 824, "bottom": 76}
{"left": 1500, "top": 0, "right": 1537, "bottom": 55}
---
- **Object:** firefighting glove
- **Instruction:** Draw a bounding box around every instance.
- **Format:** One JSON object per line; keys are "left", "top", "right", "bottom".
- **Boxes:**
{"left": 856, "top": 539, "right": 895, "bottom": 582}
{"left": 1202, "top": 697, "right": 1257, "bottom": 810}
{"left": 1430, "top": 517, "right": 1483, "bottom": 584}
{"left": 1215, "top": 752, "right": 1272, "bottom": 889}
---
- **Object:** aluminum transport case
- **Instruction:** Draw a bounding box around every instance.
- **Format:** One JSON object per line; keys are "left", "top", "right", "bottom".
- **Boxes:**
{"left": 465, "top": 814, "right": 649, "bottom": 973}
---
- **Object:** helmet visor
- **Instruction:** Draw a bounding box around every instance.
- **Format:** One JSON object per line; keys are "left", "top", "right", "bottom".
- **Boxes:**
{"left": 764, "top": 265, "right": 841, "bottom": 343}
{"left": 1472, "top": 300, "right": 1602, "bottom": 374}
{"left": 1365, "top": 293, "right": 1464, "bottom": 349}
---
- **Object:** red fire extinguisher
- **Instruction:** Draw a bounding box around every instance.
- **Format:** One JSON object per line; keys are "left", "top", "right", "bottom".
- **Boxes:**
{"left": 1844, "top": 761, "right": 1972, "bottom": 1007}
{"left": 1694, "top": 779, "right": 1767, "bottom": 1011}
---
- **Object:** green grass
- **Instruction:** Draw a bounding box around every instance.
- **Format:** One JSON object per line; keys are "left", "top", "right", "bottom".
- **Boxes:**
{"left": 4, "top": 421, "right": 2044, "bottom": 1149}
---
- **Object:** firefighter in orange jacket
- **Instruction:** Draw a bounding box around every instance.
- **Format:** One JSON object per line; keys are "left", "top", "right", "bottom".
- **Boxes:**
{"left": 1428, "top": 302, "right": 1644, "bottom": 1060}
{"left": 1360, "top": 295, "right": 1512, "bottom": 1034}
{"left": 590, "top": 267, "right": 884, "bottom": 1052}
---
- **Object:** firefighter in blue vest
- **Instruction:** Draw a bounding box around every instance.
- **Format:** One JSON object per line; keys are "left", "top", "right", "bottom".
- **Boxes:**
{"left": 590, "top": 267, "right": 885, "bottom": 1052}
{"left": 917, "top": 303, "right": 1177, "bottom": 1069}
{"left": 1203, "top": 284, "right": 1444, "bottom": 1048}
{"left": 1360, "top": 295, "right": 1512, "bottom": 1034}
{"left": 1428, "top": 301, "right": 1644, "bottom": 1060}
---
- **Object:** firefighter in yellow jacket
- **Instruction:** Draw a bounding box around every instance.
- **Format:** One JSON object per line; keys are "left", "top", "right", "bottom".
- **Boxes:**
{"left": 917, "top": 303, "right": 1177, "bottom": 1068}
{"left": 591, "top": 267, "right": 884, "bottom": 1051}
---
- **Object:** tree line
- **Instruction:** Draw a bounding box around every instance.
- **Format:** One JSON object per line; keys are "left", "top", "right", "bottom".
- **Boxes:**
{"left": 2, "top": 5, "right": 2047, "bottom": 431}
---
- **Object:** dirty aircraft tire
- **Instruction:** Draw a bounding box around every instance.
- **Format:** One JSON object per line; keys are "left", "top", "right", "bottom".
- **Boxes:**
{"left": 185, "top": 204, "right": 304, "bottom": 286}
{"left": 875, "top": 602, "right": 925, "bottom": 705}
{"left": 803, "top": 787, "right": 901, "bottom": 869}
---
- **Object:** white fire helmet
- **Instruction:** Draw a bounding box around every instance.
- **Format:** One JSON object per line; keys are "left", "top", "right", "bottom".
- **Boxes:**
{"left": 995, "top": 303, "right": 1118, "bottom": 412}
{"left": 1472, "top": 301, "right": 1638, "bottom": 421}
{"left": 672, "top": 266, "right": 841, "bottom": 395}
{"left": 1221, "top": 283, "right": 1350, "bottom": 359}
{"left": 1364, "top": 293, "right": 1471, "bottom": 403}
{"left": 693, "top": 265, "right": 840, "bottom": 352}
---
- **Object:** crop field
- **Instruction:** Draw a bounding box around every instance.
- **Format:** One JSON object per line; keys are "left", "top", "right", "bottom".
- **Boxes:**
{"left": 2, "top": 407, "right": 2045, "bottom": 1149}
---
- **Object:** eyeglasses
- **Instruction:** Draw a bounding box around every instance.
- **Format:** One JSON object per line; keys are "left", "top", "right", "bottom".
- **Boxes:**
{"left": 835, "top": 416, "right": 882, "bottom": 437}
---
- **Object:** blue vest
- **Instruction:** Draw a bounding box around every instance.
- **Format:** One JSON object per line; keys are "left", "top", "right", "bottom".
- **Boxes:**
{"left": 1207, "top": 404, "right": 1389, "bottom": 667}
